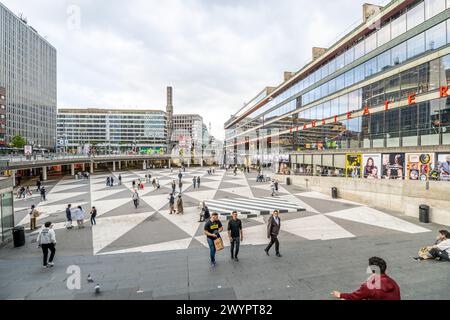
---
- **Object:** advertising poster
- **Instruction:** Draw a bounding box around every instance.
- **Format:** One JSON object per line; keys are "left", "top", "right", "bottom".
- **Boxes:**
{"left": 362, "top": 154, "right": 381, "bottom": 179}
{"left": 382, "top": 153, "right": 405, "bottom": 179}
{"left": 437, "top": 154, "right": 450, "bottom": 181}
{"left": 345, "top": 153, "right": 362, "bottom": 178}
{"left": 24, "top": 145, "right": 32, "bottom": 156}
{"left": 406, "top": 153, "right": 435, "bottom": 181}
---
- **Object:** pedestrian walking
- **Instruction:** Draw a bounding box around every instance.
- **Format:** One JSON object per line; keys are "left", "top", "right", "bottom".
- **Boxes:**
{"left": 65, "top": 204, "right": 73, "bottom": 229}
{"left": 132, "top": 180, "right": 136, "bottom": 189}
{"left": 204, "top": 212, "right": 223, "bottom": 268}
{"left": 176, "top": 194, "right": 184, "bottom": 214}
{"left": 169, "top": 193, "right": 175, "bottom": 214}
{"left": 132, "top": 190, "right": 140, "bottom": 209}
{"left": 36, "top": 180, "right": 41, "bottom": 192}
{"left": 156, "top": 178, "right": 160, "bottom": 189}
{"left": 265, "top": 210, "right": 282, "bottom": 257}
{"left": 270, "top": 181, "right": 276, "bottom": 197}
{"left": 331, "top": 257, "right": 401, "bottom": 300}
{"left": 90, "top": 206, "right": 97, "bottom": 225}
{"left": 228, "top": 211, "right": 243, "bottom": 262}
{"left": 40, "top": 186, "right": 46, "bottom": 201}
{"left": 178, "top": 180, "right": 183, "bottom": 193}
{"left": 110, "top": 176, "right": 114, "bottom": 187}
{"left": 199, "top": 201, "right": 210, "bottom": 222}
{"left": 197, "top": 176, "right": 201, "bottom": 188}
{"left": 178, "top": 172, "right": 183, "bottom": 182}
{"left": 118, "top": 174, "right": 122, "bottom": 185}
{"left": 148, "top": 173, "right": 152, "bottom": 183}
{"left": 193, "top": 177, "right": 197, "bottom": 189}
{"left": 171, "top": 180, "right": 176, "bottom": 194}
{"left": 152, "top": 178, "right": 156, "bottom": 189}
{"left": 75, "top": 206, "right": 86, "bottom": 228}
{"left": 29, "top": 204, "right": 39, "bottom": 231}
{"left": 26, "top": 186, "right": 32, "bottom": 197}
{"left": 106, "top": 176, "right": 110, "bottom": 187}
{"left": 274, "top": 180, "right": 279, "bottom": 192}
{"left": 37, "top": 221, "right": 56, "bottom": 268}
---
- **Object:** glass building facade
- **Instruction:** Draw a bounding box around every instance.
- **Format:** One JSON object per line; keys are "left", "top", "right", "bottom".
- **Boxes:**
{"left": 224, "top": 0, "right": 450, "bottom": 169}
{"left": 0, "top": 3, "right": 57, "bottom": 149}
{"left": 57, "top": 109, "right": 168, "bottom": 153}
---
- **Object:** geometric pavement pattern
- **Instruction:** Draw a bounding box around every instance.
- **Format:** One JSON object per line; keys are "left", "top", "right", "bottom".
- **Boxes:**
{"left": 13, "top": 167, "right": 431, "bottom": 257}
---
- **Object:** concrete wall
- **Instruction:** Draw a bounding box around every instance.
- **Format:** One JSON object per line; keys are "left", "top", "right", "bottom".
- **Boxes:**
{"left": 276, "top": 174, "right": 450, "bottom": 226}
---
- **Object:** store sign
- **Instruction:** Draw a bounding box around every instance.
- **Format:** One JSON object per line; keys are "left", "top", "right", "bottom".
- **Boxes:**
{"left": 406, "top": 153, "right": 434, "bottom": 181}
{"left": 362, "top": 154, "right": 381, "bottom": 179}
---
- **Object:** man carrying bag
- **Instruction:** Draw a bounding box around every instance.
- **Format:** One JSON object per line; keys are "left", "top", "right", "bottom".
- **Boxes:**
{"left": 204, "top": 212, "right": 223, "bottom": 268}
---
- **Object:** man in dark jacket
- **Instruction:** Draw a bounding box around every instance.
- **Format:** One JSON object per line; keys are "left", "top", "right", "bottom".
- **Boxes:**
{"left": 331, "top": 257, "right": 401, "bottom": 300}
{"left": 264, "top": 210, "right": 281, "bottom": 257}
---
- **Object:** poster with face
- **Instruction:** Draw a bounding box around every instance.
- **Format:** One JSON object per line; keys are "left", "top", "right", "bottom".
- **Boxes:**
{"left": 382, "top": 153, "right": 405, "bottom": 179}
{"left": 437, "top": 154, "right": 450, "bottom": 181}
{"left": 406, "top": 153, "right": 435, "bottom": 181}
{"left": 346, "top": 153, "right": 362, "bottom": 178}
{"left": 362, "top": 154, "right": 381, "bottom": 179}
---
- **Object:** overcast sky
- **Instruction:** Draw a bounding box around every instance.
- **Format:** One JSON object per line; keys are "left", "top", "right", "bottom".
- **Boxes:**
{"left": 3, "top": 0, "right": 390, "bottom": 139}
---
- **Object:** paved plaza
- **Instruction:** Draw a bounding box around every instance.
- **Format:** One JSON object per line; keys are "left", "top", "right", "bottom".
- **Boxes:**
{"left": 0, "top": 168, "right": 449, "bottom": 300}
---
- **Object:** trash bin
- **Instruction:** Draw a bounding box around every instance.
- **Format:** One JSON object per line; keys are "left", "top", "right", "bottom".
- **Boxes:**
{"left": 13, "top": 226, "right": 25, "bottom": 247}
{"left": 419, "top": 205, "right": 430, "bottom": 223}
{"left": 331, "top": 187, "right": 338, "bottom": 199}
{"left": 286, "top": 177, "right": 291, "bottom": 185}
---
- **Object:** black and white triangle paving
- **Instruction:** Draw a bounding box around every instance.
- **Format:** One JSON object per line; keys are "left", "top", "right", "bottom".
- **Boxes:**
{"left": 14, "top": 168, "right": 431, "bottom": 256}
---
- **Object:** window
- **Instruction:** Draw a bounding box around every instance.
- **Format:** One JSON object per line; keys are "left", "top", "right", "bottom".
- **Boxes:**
{"left": 328, "top": 59, "right": 336, "bottom": 75}
{"left": 425, "top": 0, "right": 446, "bottom": 19}
{"left": 365, "top": 32, "right": 377, "bottom": 53}
{"left": 425, "top": 21, "right": 446, "bottom": 51}
{"left": 321, "top": 63, "right": 329, "bottom": 79}
{"left": 354, "top": 64, "right": 365, "bottom": 83}
{"left": 328, "top": 78, "right": 336, "bottom": 94}
{"left": 338, "top": 95, "right": 348, "bottom": 115}
{"left": 391, "top": 13, "right": 407, "bottom": 39}
{"left": 377, "top": 50, "right": 391, "bottom": 72}
{"left": 336, "top": 74, "right": 345, "bottom": 91}
{"left": 400, "top": 66, "right": 419, "bottom": 99}
{"left": 391, "top": 42, "right": 407, "bottom": 65}
{"left": 345, "top": 47, "right": 355, "bottom": 66}
{"left": 323, "top": 101, "right": 331, "bottom": 119}
{"left": 407, "top": 32, "right": 425, "bottom": 59}
{"left": 364, "top": 57, "right": 377, "bottom": 78}
{"left": 336, "top": 54, "right": 345, "bottom": 70}
{"left": 407, "top": 1, "right": 425, "bottom": 30}
{"left": 354, "top": 41, "right": 365, "bottom": 60}
{"left": 377, "top": 23, "right": 391, "bottom": 47}
{"left": 345, "top": 69, "right": 354, "bottom": 87}
{"left": 330, "top": 98, "right": 339, "bottom": 116}
{"left": 348, "top": 89, "right": 361, "bottom": 111}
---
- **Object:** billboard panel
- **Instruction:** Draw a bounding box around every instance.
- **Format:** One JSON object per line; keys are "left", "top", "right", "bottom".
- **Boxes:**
{"left": 437, "top": 154, "right": 450, "bottom": 181}
{"left": 345, "top": 153, "right": 362, "bottom": 178}
{"left": 382, "top": 153, "right": 405, "bottom": 179}
{"left": 362, "top": 154, "right": 381, "bottom": 179}
{"left": 406, "top": 153, "right": 435, "bottom": 180}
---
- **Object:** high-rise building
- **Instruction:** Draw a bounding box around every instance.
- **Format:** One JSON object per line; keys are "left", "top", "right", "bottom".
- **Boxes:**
{"left": 0, "top": 3, "right": 57, "bottom": 149}
{"left": 57, "top": 108, "right": 167, "bottom": 154}
{"left": 171, "top": 114, "right": 204, "bottom": 158}
{"left": 0, "top": 87, "right": 6, "bottom": 146}
{"left": 225, "top": 0, "right": 450, "bottom": 177}
{"left": 166, "top": 86, "right": 174, "bottom": 151}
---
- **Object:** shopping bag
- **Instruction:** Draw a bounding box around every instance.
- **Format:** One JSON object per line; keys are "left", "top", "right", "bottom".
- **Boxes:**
{"left": 418, "top": 247, "right": 430, "bottom": 258}
{"left": 214, "top": 237, "right": 224, "bottom": 251}
{"left": 65, "top": 220, "right": 73, "bottom": 229}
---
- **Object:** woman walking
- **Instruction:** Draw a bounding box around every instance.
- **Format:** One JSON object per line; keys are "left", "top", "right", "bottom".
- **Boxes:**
{"left": 176, "top": 194, "right": 184, "bottom": 214}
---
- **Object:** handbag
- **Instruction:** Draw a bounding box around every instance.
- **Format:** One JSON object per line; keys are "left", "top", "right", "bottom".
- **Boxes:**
{"left": 32, "top": 210, "right": 40, "bottom": 218}
{"left": 418, "top": 247, "right": 430, "bottom": 258}
{"left": 214, "top": 236, "right": 224, "bottom": 251}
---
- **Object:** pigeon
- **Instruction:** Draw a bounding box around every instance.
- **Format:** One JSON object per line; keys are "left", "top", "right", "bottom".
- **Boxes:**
{"left": 87, "top": 274, "right": 94, "bottom": 283}
{"left": 95, "top": 284, "right": 101, "bottom": 294}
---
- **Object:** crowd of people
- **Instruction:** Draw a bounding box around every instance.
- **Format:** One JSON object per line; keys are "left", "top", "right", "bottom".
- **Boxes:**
{"left": 20, "top": 166, "right": 450, "bottom": 299}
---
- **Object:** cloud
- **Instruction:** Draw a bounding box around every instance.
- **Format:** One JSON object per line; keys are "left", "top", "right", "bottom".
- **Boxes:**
{"left": 1, "top": 0, "right": 391, "bottom": 139}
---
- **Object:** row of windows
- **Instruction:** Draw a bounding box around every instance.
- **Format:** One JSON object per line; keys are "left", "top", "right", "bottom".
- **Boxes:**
{"left": 232, "top": 0, "right": 449, "bottom": 133}
{"left": 228, "top": 19, "right": 450, "bottom": 141}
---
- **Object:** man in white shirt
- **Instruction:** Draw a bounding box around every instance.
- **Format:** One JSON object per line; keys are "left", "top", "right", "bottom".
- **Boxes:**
{"left": 37, "top": 221, "right": 56, "bottom": 268}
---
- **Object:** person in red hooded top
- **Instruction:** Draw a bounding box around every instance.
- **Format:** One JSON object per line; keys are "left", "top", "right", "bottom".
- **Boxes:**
{"left": 331, "top": 257, "right": 401, "bottom": 300}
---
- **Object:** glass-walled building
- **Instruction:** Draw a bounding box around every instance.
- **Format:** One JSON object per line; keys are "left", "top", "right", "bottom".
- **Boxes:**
{"left": 57, "top": 108, "right": 168, "bottom": 154}
{"left": 0, "top": 3, "right": 57, "bottom": 149}
{"left": 0, "top": 176, "right": 14, "bottom": 244}
{"left": 224, "top": 0, "right": 450, "bottom": 174}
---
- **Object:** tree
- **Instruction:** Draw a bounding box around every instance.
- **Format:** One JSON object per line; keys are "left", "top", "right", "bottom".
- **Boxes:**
{"left": 11, "top": 135, "right": 26, "bottom": 148}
